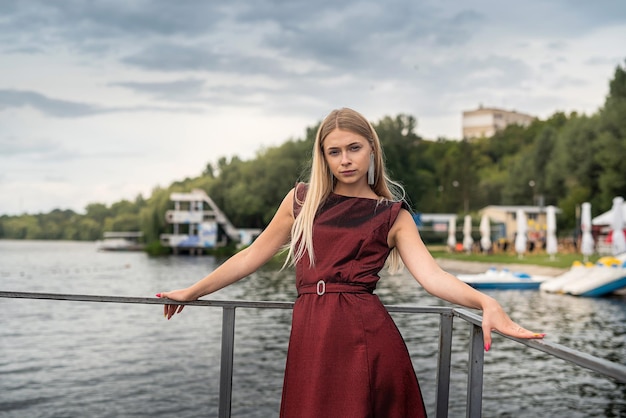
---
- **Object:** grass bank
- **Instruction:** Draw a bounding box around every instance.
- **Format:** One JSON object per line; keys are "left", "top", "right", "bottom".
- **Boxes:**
{"left": 427, "top": 246, "right": 600, "bottom": 269}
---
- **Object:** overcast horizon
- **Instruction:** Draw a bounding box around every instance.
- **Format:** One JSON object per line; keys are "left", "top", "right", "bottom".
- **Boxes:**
{"left": 1, "top": 1, "right": 624, "bottom": 215}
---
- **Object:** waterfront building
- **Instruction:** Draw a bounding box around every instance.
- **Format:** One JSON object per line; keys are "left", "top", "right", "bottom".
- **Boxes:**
{"left": 160, "top": 189, "right": 261, "bottom": 254}
{"left": 480, "top": 205, "right": 560, "bottom": 248}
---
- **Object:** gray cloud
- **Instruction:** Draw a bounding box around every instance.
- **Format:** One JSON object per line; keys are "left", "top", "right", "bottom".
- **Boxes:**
{"left": 1, "top": 0, "right": 622, "bottom": 60}
{"left": 470, "top": 0, "right": 626, "bottom": 36}
{"left": 109, "top": 78, "right": 209, "bottom": 101}
{"left": 0, "top": 135, "right": 63, "bottom": 158}
{"left": 108, "top": 76, "right": 286, "bottom": 109}
{"left": 0, "top": 135, "right": 142, "bottom": 164}
{"left": 0, "top": 89, "right": 104, "bottom": 117}
{"left": 0, "top": 1, "right": 622, "bottom": 123}
{"left": 1, "top": 0, "right": 486, "bottom": 84}
{"left": 0, "top": 1, "right": 225, "bottom": 42}
{"left": 0, "top": 89, "right": 204, "bottom": 117}
{"left": 121, "top": 43, "right": 287, "bottom": 74}
{"left": 586, "top": 56, "right": 625, "bottom": 66}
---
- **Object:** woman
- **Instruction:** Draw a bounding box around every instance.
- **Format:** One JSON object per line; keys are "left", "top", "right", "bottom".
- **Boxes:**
{"left": 157, "top": 108, "right": 544, "bottom": 417}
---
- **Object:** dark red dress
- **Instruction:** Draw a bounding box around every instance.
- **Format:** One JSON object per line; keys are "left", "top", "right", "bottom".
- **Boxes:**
{"left": 280, "top": 186, "right": 427, "bottom": 418}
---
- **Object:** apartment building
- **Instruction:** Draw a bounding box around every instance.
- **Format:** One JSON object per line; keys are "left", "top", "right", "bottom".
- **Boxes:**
{"left": 462, "top": 106, "right": 535, "bottom": 139}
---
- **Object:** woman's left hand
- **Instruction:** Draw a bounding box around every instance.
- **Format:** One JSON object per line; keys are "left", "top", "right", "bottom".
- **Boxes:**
{"left": 481, "top": 300, "right": 545, "bottom": 351}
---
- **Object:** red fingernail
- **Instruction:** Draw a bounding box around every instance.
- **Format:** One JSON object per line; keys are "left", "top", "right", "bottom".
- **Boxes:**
{"left": 156, "top": 293, "right": 162, "bottom": 298}
{"left": 484, "top": 343, "right": 491, "bottom": 352}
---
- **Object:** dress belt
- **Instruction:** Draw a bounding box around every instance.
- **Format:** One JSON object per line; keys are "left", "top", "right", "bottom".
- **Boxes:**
{"left": 298, "top": 281, "right": 374, "bottom": 296}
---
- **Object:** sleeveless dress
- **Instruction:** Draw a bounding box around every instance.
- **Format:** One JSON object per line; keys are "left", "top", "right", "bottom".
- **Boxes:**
{"left": 280, "top": 185, "right": 427, "bottom": 418}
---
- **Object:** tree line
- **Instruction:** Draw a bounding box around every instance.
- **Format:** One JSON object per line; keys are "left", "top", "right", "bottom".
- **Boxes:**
{"left": 1, "top": 61, "right": 625, "bottom": 245}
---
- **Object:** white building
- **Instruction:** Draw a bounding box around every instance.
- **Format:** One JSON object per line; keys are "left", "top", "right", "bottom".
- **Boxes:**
{"left": 160, "top": 189, "right": 260, "bottom": 254}
{"left": 480, "top": 205, "right": 561, "bottom": 244}
{"left": 462, "top": 106, "right": 535, "bottom": 139}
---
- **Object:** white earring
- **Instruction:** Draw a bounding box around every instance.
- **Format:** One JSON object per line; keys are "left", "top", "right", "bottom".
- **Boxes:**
{"left": 368, "top": 154, "right": 375, "bottom": 185}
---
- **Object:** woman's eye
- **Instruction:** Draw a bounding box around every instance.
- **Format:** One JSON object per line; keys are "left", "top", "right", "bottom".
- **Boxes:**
{"left": 350, "top": 145, "right": 361, "bottom": 151}
{"left": 328, "top": 150, "right": 339, "bottom": 156}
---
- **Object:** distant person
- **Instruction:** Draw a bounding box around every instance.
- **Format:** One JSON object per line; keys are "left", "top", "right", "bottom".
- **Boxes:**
{"left": 157, "top": 108, "right": 545, "bottom": 417}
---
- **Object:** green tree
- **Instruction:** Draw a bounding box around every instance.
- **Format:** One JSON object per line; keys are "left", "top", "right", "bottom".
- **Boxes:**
{"left": 64, "top": 217, "right": 102, "bottom": 241}
{"left": 85, "top": 203, "right": 110, "bottom": 225}
{"left": 596, "top": 61, "right": 626, "bottom": 209}
{"left": 374, "top": 114, "right": 424, "bottom": 207}
{"left": 545, "top": 114, "right": 601, "bottom": 214}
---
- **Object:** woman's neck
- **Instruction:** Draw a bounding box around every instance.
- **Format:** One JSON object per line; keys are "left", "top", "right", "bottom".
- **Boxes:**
{"left": 333, "top": 183, "right": 377, "bottom": 199}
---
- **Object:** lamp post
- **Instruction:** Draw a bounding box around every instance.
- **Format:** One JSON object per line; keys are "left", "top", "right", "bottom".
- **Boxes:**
{"left": 450, "top": 180, "right": 458, "bottom": 213}
{"left": 453, "top": 180, "right": 469, "bottom": 213}
{"left": 437, "top": 185, "right": 444, "bottom": 211}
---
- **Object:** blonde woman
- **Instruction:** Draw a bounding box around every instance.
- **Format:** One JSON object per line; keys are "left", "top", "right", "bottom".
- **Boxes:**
{"left": 157, "top": 108, "right": 544, "bottom": 417}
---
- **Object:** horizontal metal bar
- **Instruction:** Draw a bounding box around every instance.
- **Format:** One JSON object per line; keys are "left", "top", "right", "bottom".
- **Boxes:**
{"left": 0, "top": 291, "right": 453, "bottom": 314}
{"left": 452, "top": 308, "right": 483, "bottom": 326}
{"left": 0, "top": 291, "right": 294, "bottom": 310}
{"left": 452, "top": 308, "right": 626, "bottom": 384}
{"left": 386, "top": 305, "right": 452, "bottom": 314}
{"left": 2, "top": 291, "right": 625, "bottom": 383}
{"left": 505, "top": 336, "right": 626, "bottom": 383}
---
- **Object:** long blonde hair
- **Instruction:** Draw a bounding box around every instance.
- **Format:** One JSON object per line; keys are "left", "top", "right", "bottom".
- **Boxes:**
{"left": 286, "top": 108, "right": 408, "bottom": 273}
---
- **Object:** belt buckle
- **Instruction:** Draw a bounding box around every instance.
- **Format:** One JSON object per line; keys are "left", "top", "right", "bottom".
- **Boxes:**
{"left": 316, "top": 280, "right": 326, "bottom": 296}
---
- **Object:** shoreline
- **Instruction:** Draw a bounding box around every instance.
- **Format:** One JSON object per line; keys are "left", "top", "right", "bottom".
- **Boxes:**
{"left": 435, "top": 258, "right": 568, "bottom": 276}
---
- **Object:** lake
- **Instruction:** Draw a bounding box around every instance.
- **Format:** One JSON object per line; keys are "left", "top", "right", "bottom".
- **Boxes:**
{"left": 0, "top": 240, "right": 624, "bottom": 417}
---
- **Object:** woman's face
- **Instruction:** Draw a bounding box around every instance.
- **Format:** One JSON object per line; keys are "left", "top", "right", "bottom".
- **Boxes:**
{"left": 322, "top": 128, "right": 372, "bottom": 187}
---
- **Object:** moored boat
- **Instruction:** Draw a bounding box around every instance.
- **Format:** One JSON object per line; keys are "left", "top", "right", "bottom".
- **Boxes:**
{"left": 539, "top": 261, "right": 595, "bottom": 293}
{"left": 96, "top": 232, "right": 145, "bottom": 251}
{"left": 457, "top": 268, "right": 553, "bottom": 290}
{"left": 540, "top": 255, "right": 626, "bottom": 297}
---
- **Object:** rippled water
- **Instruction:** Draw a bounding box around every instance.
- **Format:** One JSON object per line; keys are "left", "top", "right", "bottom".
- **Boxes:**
{"left": 0, "top": 240, "right": 624, "bottom": 417}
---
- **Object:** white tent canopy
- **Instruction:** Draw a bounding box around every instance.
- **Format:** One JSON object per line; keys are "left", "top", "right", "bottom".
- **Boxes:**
{"left": 463, "top": 215, "right": 474, "bottom": 252}
{"left": 545, "top": 205, "right": 558, "bottom": 257}
{"left": 514, "top": 209, "right": 527, "bottom": 257}
{"left": 580, "top": 202, "right": 595, "bottom": 258}
{"left": 610, "top": 197, "right": 626, "bottom": 255}
{"left": 592, "top": 200, "right": 626, "bottom": 225}
{"left": 479, "top": 214, "right": 491, "bottom": 252}
{"left": 447, "top": 216, "right": 457, "bottom": 250}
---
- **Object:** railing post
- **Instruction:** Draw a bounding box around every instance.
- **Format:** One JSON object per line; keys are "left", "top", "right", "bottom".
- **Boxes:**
{"left": 466, "top": 324, "right": 484, "bottom": 418}
{"left": 218, "top": 306, "right": 236, "bottom": 418}
{"left": 435, "top": 312, "right": 454, "bottom": 418}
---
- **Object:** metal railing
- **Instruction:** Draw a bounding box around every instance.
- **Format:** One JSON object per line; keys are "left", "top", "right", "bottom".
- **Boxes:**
{"left": 1, "top": 291, "right": 625, "bottom": 418}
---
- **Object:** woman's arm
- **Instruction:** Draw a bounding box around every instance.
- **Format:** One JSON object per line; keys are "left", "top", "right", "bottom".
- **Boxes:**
{"left": 389, "top": 209, "right": 544, "bottom": 350}
{"left": 158, "top": 188, "right": 296, "bottom": 319}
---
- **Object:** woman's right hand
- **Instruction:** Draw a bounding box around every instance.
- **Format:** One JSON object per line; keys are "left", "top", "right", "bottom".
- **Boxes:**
{"left": 156, "top": 289, "right": 194, "bottom": 320}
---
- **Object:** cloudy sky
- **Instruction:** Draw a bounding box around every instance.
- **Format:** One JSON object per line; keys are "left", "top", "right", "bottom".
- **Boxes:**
{"left": 1, "top": 0, "right": 624, "bottom": 215}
